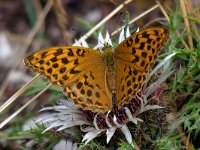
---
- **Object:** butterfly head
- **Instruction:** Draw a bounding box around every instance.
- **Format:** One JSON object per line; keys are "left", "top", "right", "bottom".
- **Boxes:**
{"left": 98, "top": 31, "right": 113, "bottom": 52}
{"left": 102, "top": 42, "right": 113, "bottom": 51}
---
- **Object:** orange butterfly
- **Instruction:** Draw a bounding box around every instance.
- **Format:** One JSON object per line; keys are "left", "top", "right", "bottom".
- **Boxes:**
{"left": 24, "top": 27, "right": 169, "bottom": 113}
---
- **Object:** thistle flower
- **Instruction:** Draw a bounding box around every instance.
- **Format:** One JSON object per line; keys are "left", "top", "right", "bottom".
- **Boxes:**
{"left": 36, "top": 27, "right": 175, "bottom": 147}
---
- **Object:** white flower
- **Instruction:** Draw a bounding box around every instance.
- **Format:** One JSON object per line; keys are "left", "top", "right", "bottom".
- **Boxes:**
{"left": 36, "top": 27, "right": 175, "bottom": 147}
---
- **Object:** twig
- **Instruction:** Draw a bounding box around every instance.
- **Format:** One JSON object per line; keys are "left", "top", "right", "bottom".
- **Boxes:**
{"left": 180, "top": 0, "right": 193, "bottom": 50}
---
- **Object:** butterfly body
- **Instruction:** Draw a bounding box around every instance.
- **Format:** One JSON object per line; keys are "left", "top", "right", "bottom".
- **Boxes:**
{"left": 103, "top": 45, "right": 117, "bottom": 95}
{"left": 24, "top": 27, "right": 169, "bottom": 113}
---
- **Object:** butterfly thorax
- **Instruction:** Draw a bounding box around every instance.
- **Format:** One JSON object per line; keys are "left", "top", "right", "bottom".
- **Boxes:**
{"left": 102, "top": 45, "right": 116, "bottom": 93}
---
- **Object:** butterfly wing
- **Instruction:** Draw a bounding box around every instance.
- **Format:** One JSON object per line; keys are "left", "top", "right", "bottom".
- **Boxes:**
{"left": 63, "top": 63, "right": 112, "bottom": 112}
{"left": 114, "top": 27, "right": 169, "bottom": 108}
{"left": 24, "top": 46, "right": 112, "bottom": 112}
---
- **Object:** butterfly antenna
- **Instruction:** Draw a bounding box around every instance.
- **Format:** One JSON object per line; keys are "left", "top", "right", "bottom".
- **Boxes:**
{"left": 71, "top": 28, "right": 82, "bottom": 39}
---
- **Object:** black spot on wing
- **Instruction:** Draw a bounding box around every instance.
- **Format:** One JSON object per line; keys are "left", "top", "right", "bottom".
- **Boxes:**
{"left": 128, "top": 88, "right": 133, "bottom": 95}
{"left": 62, "top": 75, "right": 69, "bottom": 80}
{"left": 81, "top": 89, "right": 85, "bottom": 94}
{"left": 77, "top": 49, "right": 86, "bottom": 57}
{"left": 134, "top": 84, "right": 138, "bottom": 89}
{"left": 149, "top": 56, "right": 152, "bottom": 62}
{"left": 77, "top": 82, "right": 83, "bottom": 89}
{"left": 135, "top": 35, "right": 139, "bottom": 44}
{"left": 51, "top": 57, "right": 57, "bottom": 62}
{"left": 47, "top": 68, "right": 52, "bottom": 74}
{"left": 95, "top": 92, "right": 100, "bottom": 98}
{"left": 138, "top": 75, "right": 142, "bottom": 82}
{"left": 54, "top": 49, "right": 63, "bottom": 56}
{"left": 132, "top": 56, "right": 139, "bottom": 63}
{"left": 39, "top": 60, "right": 44, "bottom": 64}
{"left": 52, "top": 74, "right": 58, "bottom": 80}
{"left": 68, "top": 48, "right": 74, "bottom": 56}
{"left": 140, "top": 61, "right": 145, "bottom": 67}
{"left": 60, "top": 67, "right": 66, "bottom": 74}
{"left": 42, "top": 52, "right": 47, "bottom": 58}
{"left": 70, "top": 68, "right": 81, "bottom": 74}
{"left": 52, "top": 63, "right": 59, "bottom": 68}
{"left": 152, "top": 48, "right": 155, "bottom": 54}
{"left": 87, "top": 90, "right": 92, "bottom": 97}
{"left": 61, "top": 58, "right": 69, "bottom": 64}
{"left": 138, "top": 43, "right": 145, "bottom": 49}
{"left": 127, "top": 80, "right": 131, "bottom": 87}
{"left": 126, "top": 38, "right": 134, "bottom": 47}
{"left": 141, "top": 52, "right": 147, "bottom": 58}
{"left": 74, "top": 59, "right": 79, "bottom": 65}
{"left": 133, "top": 70, "right": 138, "bottom": 75}
{"left": 132, "top": 48, "right": 136, "bottom": 54}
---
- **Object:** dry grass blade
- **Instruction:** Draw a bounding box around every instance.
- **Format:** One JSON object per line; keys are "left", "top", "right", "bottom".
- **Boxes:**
{"left": 0, "top": 74, "right": 41, "bottom": 114}
{"left": 0, "top": 0, "right": 54, "bottom": 100}
{"left": 77, "top": 0, "right": 133, "bottom": 43}
{"left": 178, "top": 127, "right": 193, "bottom": 150}
{"left": 180, "top": 0, "right": 194, "bottom": 50}
{"left": 156, "top": 1, "right": 169, "bottom": 21}
{"left": 156, "top": 1, "right": 190, "bottom": 50}
{"left": 0, "top": 83, "right": 52, "bottom": 129}
{"left": 111, "top": 4, "right": 159, "bottom": 36}
{"left": 53, "top": 0, "right": 72, "bottom": 45}
{"left": 144, "top": 18, "right": 169, "bottom": 28}
{"left": 94, "top": 4, "right": 159, "bottom": 49}
{"left": 185, "top": 1, "right": 200, "bottom": 39}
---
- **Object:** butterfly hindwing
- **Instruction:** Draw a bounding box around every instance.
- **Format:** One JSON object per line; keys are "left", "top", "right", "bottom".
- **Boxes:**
{"left": 63, "top": 64, "right": 112, "bottom": 112}
{"left": 115, "top": 61, "right": 147, "bottom": 107}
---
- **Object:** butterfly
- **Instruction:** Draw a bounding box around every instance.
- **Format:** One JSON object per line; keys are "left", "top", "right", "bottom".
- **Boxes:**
{"left": 24, "top": 27, "right": 169, "bottom": 113}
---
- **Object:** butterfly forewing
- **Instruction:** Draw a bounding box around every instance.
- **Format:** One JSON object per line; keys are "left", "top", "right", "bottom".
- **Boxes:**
{"left": 25, "top": 47, "right": 101, "bottom": 85}
{"left": 24, "top": 46, "right": 112, "bottom": 112}
{"left": 114, "top": 27, "right": 169, "bottom": 108}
